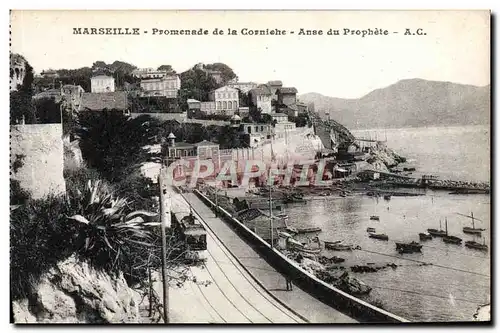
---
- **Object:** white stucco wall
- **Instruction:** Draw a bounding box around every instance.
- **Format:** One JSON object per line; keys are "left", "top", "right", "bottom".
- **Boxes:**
{"left": 11, "top": 124, "right": 66, "bottom": 199}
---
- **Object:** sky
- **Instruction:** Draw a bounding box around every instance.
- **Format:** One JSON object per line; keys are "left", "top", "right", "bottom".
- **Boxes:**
{"left": 10, "top": 10, "right": 490, "bottom": 98}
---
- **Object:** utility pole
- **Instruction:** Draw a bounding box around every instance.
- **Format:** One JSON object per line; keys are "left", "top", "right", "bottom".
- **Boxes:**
{"left": 214, "top": 187, "right": 219, "bottom": 217}
{"left": 269, "top": 184, "right": 274, "bottom": 248}
{"left": 158, "top": 168, "right": 170, "bottom": 324}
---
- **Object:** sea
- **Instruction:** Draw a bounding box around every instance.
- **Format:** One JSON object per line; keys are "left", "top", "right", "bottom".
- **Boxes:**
{"left": 285, "top": 125, "right": 491, "bottom": 322}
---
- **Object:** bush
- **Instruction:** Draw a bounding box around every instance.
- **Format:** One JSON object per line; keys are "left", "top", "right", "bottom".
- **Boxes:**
{"left": 113, "top": 171, "right": 158, "bottom": 212}
{"left": 10, "top": 195, "right": 78, "bottom": 301}
{"left": 64, "top": 166, "right": 109, "bottom": 199}
{"left": 66, "top": 179, "right": 159, "bottom": 273}
{"left": 10, "top": 179, "right": 30, "bottom": 205}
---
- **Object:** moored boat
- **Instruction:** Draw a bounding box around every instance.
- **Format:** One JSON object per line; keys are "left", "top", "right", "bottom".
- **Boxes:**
{"left": 297, "top": 227, "right": 322, "bottom": 233}
{"left": 367, "top": 227, "right": 376, "bottom": 233}
{"left": 463, "top": 227, "right": 485, "bottom": 235}
{"left": 396, "top": 241, "right": 422, "bottom": 253}
{"left": 325, "top": 242, "right": 355, "bottom": 251}
{"left": 443, "top": 235, "right": 463, "bottom": 245}
{"left": 442, "top": 218, "right": 462, "bottom": 245}
{"left": 465, "top": 240, "right": 488, "bottom": 252}
{"left": 428, "top": 228, "right": 447, "bottom": 237}
{"left": 287, "top": 237, "right": 322, "bottom": 254}
{"left": 283, "top": 193, "right": 306, "bottom": 204}
{"left": 368, "top": 233, "right": 389, "bottom": 241}
{"left": 419, "top": 233, "right": 433, "bottom": 241}
{"left": 458, "top": 212, "right": 485, "bottom": 235}
{"left": 427, "top": 219, "right": 446, "bottom": 237}
{"left": 370, "top": 215, "right": 380, "bottom": 221}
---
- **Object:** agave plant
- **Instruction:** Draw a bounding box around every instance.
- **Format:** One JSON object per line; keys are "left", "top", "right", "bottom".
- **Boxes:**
{"left": 67, "top": 179, "right": 159, "bottom": 270}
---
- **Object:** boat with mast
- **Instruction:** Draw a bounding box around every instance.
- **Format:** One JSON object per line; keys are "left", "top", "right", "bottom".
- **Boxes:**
{"left": 458, "top": 212, "right": 486, "bottom": 235}
{"left": 442, "top": 218, "right": 463, "bottom": 245}
{"left": 427, "top": 219, "right": 447, "bottom": 237}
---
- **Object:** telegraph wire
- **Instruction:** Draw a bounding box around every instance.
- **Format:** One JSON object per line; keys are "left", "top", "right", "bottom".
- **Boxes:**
{"left": 370, "top": 284, "right": 489, "bottom": 305}
{"left": 357, "top": 248, "right": 490, "bottom": 278}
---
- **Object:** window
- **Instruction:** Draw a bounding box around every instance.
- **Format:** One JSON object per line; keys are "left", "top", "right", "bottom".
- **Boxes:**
{"left": 217, "top": 101, "right": 221, "bottom": 109}
{"left": 223, "top": 101, "right": 227, "bottom": 109}
{"left": 248, "top": 126, "right": 252, "bottom": 134}
{"left": 228, "top": 101, "right": 232, "bottom": 109}
{"left": 261, "top": 126, "right": 264, "bottom": 131}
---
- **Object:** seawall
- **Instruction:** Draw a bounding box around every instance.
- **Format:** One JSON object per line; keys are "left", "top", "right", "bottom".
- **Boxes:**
{"left": 193, "top": 188, "right": 409, "bottom": 323}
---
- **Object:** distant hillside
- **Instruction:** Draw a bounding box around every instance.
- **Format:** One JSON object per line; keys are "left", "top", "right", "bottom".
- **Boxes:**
{"left": 299, "top": 79, "right": 490, "bottom": 130}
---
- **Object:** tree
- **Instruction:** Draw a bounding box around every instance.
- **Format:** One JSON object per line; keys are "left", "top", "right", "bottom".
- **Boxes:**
{"left": 178, "top": 68, "right": 219, "bottom": 110}
{"left": 33, "top": 97, "right": 62, "bottom": 124}
{"left": 51, "top": 67, "right": 93, "bottom": 91}
{"left": 237, "top": 88, "right": 250, "bottom": 107}
{"left": 109, "top": 60, "right": 137, "bottom": 74}
{"left": 76, "top": 112, "right": 161, "bottom": 183}
{"left": 289, "top": 113, "right": 310, "bottom": 127}
{"left": 10, "top": 92, "right": 36, "bottom": 125}
{"left": 204, "top": 63, "right": 237, "bottom": 84}
{"left": 157, "top": 65, "right": 175, "bottom": 73}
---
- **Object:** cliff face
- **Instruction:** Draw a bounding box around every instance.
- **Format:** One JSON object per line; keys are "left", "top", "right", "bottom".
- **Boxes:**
{"left": 10, "top": 124, "right": 66, "bottom": 199}
{"left": 12, "top": 256, "right": 140, "bottom": 323}
{"left": 368, "top": 143, "right": 406, "bottom": 169}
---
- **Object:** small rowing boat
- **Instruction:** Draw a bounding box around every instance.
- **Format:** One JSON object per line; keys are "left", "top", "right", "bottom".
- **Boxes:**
{"left": 396, "top": 241, "right": 422, "bottom": 254}
{"left": 465, "top": 240, "right": 488, "bottom": 252}
{"left": 368, "top": 233, "right": 389, "bottom": 241}
{"left": 297, "top": 227, "right": 322, "bottom": 234}
{"left": 419, "top": 233, "right": 432, "bottom": 241}
{"left": 325, "top": 242, "right": 356, "bottom": 251}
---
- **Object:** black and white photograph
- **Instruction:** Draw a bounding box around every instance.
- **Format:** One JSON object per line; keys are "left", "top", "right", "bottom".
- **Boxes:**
{"left": 9, "top": 9, "right": 491, "bottom": 324}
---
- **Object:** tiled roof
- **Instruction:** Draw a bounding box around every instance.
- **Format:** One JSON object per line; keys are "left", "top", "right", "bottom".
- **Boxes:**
{"left": 33, "top": 89, "right": 61, "bottom": 99}
{"left": 278, "top": 87, "right": 298, "bottom": 94}
{"left": 229, "top": 82, "right": 257, "bottom": 85}
{"left": 272, "top": 113, "right": 288, "bottom": 117}
{"left": 171, "top": 142, "right": 195, "bottom": 149}
{"left": 195, "top": 140, "right": 218, "bottom": 147}
{"left": 81, "top": 92, "right": 128, "bottom": 111}
{"left": 249, "top": 86, "right": 272, "bottom": 96}
{"left": 268, "top": 80, "right": 283, "bottom": 86}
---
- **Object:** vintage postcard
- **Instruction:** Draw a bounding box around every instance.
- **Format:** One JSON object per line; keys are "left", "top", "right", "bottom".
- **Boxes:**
{"left": 9, "top": 10, "right": 490, "bottom": 324}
